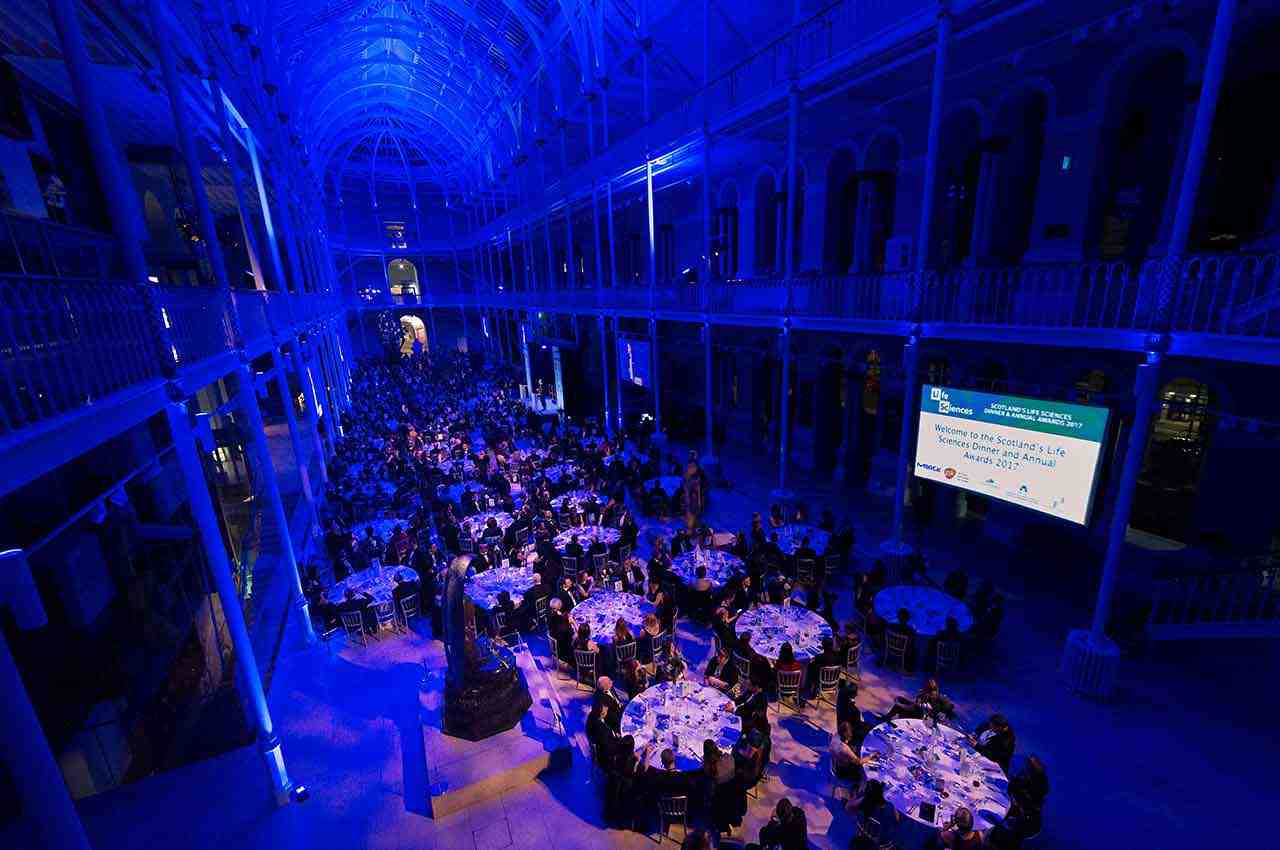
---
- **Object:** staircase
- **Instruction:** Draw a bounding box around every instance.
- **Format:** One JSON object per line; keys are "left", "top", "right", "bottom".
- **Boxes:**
{"left": 1147, "top": 557, "right": 1280, "bottom": 639}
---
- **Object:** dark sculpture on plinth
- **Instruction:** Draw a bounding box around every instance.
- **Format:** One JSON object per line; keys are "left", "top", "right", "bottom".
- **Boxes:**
{"left": 442, "top": 554, "right": 531, "bottom": 740}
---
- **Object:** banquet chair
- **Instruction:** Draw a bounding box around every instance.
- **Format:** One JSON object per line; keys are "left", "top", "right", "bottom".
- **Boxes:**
{"left": 733, "top": 652, "right": 752, "bottom": 682}
{"left": 574, "top": 649, "right": 598, "bottom": 690}
{"left": 340, "top": 611, "right": 367, "bottom": 647}
{"left": 816, "top": 665, "right": 842, "bottom": 708}
{"left": 843, "top": 635, "right": 862, "bottom": 681}
{"left": 615, "top": 640, "right": 638, "bottom": 665}
{"left": 534, "top": 596, "right": 549, "bottom": 631}
{"left": 935, "top": 639, "right": 961, "bottom": 674}
{"left": 652, "top": 632, "right": 673, "bottom": 664}
{"left": 398, "top": 593, "right": 420, "bottom": 629}
{"left": 592, "top": 552, "right": 609, "bottom": 577}
{"left": 824, "top": 552, "right": 842, "bottom": 580}
{"left": 618, "top": 544, "right": 633, "bottom": 564}
{"left": 547, "top": 635, "right": 571, "bottom": 680}
{"left": 774, "top": 669, "right": 804, "bottom": 714}
{"left": 828, "top": 755, "right": 855, "bottom": 803}
{"left": 796, "top": 558, "right": 818, "bottom": 586}
{"left": 655, "top": 795, "right": 689, "bottom": 844}
{"left": 459, "top": 536, "right": 474, "bottom": 554}
{"left": 561, "top": 555, "right": 580, "bottom": 576}
{"left": 884, "top": 630, "right": 911, "bottom": 673}
{"left": 856, "top": 816, "right": 896, "bottom": 850}
{"left": 493, "top": 611, "right": 522, "bottom": 648}
{"left": 374, "top": 601, "right": 399, "bottom": 634}
{"left": 849, "top": 609, "right": 868, "bottom": 639}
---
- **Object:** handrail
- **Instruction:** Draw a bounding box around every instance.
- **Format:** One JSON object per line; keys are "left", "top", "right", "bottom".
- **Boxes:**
{"left": 0, "top": 275, "right": 344, "bottom": 441}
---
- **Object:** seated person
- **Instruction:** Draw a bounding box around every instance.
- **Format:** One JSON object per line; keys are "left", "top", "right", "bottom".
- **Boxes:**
{"left": 703, "top": 644, "right": 738, "bottom": 691}
{"left": 336, "top": 588, "right": 376, "bottom": 634}
{"left": 970, "top": 713, "right": 1016, "bottom": 772}
{"left": 619, "top": 658, "right": 650, "bottom": 699}
{"left": 586, "top": 699, "right": 620, "bottom": 768}
{"left": 757, "top": 797, "right": 808, "bottom": 850}
{"left": 644, "top": 747, "right": 696, "bottom": 799}
{"left": 830, "top": 721, "right": 878, "bottom": 804}
{"left": 884, "top": 607, "right": 917, "bottom": 668}
{"left": 806, "top": 636, "right": 842, "bottom": 698}
{"left": 940, "top": 807, "right": 984, "bottom": 849}
{"left": 547, "top": 598, "right": 575, "bottom": 663}
{"left": 853, "top": 780, "right": 900, "bottom": 850}
{"left": 391, "top": 571, "right": 420, "bottom": 613}
{"left": 593, "top": 675, "right": 627, "bottom": 732}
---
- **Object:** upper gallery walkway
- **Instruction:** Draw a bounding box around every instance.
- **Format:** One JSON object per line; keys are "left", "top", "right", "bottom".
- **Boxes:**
{"left": 355, "top": 252, "right": 1280, "bottom": 365}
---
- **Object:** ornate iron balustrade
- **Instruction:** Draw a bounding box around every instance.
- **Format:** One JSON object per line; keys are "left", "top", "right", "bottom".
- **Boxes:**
{"left": 382, "top": 255, "right": 1280, "bottom": 339}
{"left": 0, "top": 276, "right": 343, "bottom": 440}
{"left": 1148, "top": 557, "right": 1280, "bottom": 638}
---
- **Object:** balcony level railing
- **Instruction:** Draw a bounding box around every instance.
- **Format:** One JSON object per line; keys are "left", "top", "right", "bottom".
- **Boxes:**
{"left": 365, "top": 255, "right": 1280, "bottom": 339}
{"left": 0, "top": 275, "right": 342, "bottom": 439}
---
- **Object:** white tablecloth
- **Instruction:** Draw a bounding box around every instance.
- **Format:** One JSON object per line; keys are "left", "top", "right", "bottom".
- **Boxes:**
{"left": 861, "top": 719, "right": 1010, "bottom": 831}
{"left": 670, "top": 549, "right": 745, "bottom": 590}
{"left": 327, "top": 565, "right": 405, "bottom": 606}
{"left": 437, "top": 458, "right": 476, "bottom": 476}
{"left": 620, "top": 681, "right": 741, "bottom": 771}
{"left": 736, "top": 604, "right": 833, "bottom": 661}
{"left": 873, "top": 585, "right": 974, "bottom": 638}
{"left": 550, "top": 490, "right": 603, "bottom": 513}
{"left": 352, "top": 518, "right": 404, "bottom": 544}
{"left": 464, "top": 565, "right": 539, "bottom": 611}
{"left": 569, "top": 591, "right": 655, "bottom": 645}
{"left": 554, "top": 525, "right": 622, "bottom": 554}
{"left": 773, "top": 524, "right": 831, "bottom": 555}
{"left": 543, "top": 463, "right": 578, "bottom": 484}
{"left": 460, "top": 511, "right": 514, "bottom": 541}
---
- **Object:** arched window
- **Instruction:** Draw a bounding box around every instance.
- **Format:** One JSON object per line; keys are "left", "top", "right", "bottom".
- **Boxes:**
{"left": 388, "top": 258, "right": 419, "bottom": 296}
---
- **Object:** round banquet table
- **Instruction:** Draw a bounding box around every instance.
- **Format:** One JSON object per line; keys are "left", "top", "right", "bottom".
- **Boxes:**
{"left": 460, "top": 511, "right": 514, "bottom": 541}
{"left": 464, "top": 565, "right": 539, "bottom": 611}
{"left": 352, "top": 518, "right": 404, "bottom": 544}
{"left": 873, "top": 585, "right": 974, "bottom": 637}
{"left": 437, "top": 458, "right": 476, "bottom": 476}
{"left": 670, "top": 549, "right": 745, "bottom": 590}
{"left": 326, "top": 565, "right": 405, "bottom": 607}
{"left": 550, "top": 490, "right": 603, "bottom": 513}
{"left": 569, "top": 591, "right": 655, "bottom": 645}
{"left": 646, "top": 476, "right": 683, "bottom": 498}
{"left": 735, "top": 604, "right": 833, "bottom": 662}
{"left": 542, "top": 463, "right": 578, "bottom": 485}
{"left": 620, "top": 681, "right": 742, "bottom": 771}
{"left": 554, "top": 525, "right": 622, "bottom": 554}
{"left": 773, "top": 524, "right": 831, "bottom": 555}
{"left": 860, "top": 719, "right": 1010, "bottom": 832}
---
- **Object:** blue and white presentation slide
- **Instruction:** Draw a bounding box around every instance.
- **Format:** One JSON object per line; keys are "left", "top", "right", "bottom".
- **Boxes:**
{"left": 914, "top": 385, "right": 1110, "bottom": 525}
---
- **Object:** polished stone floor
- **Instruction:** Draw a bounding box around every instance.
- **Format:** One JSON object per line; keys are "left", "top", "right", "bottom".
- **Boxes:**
{"left": 68, "top": 442, "right": 1277, "bottom": 850}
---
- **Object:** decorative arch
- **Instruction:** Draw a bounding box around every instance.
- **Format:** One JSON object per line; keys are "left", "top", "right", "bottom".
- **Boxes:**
{"left": 752, "top": 167, "right": 781, "bottom": 276}
{"left": 823, "top": 146, "right": 860, "bottom": 273}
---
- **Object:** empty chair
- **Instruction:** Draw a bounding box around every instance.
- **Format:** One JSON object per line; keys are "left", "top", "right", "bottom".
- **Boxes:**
{"left": 493, "top": 611, "right": 521, "bottom": 647}
{"left": 733, "top": 652, "right": 752, "bottom": 682}
{"left": 547, "top": 635, "right": 571, "bottom": 680}
{"left": 340, "top": 610, "right": 367, "bottom": 647}
{"left": 843, "top": 635, "right": 862, "bottom": 681}
{"left": 398, "top": 592, "right": 420, "bottom": 627}
{"left": 592, "top": 552, "right": 609, "bottom": 577}
{"left": 796, "top": 558, "right": 818, "bottom": 585}
{"left": 824, "top": 552, "right": 842, "bottom": 579}
{"left": 574, "top": 648, "right": 598, "bottom": 690}
{"left": 775, "top": 668, "right": 804, "bottom": 713}
{"left": 935, "top": 639, "right": 960, "bottom": 674}
{"left": 534, "top": 595, "right": 549, "bottom": 630}
{"left": 816, "top": 664, "right": 842, "bottom": 707}
{"left": 459, "top": 536, "right": 474, "bottom": 554}
{"left": 884, "top": 630, "right": 910, "bottom": 672}
{"left": 656, "top": 795, "right": 689, "bottom": 844}
{"left": 374, "top": 601, "right": 398, "bottom": 634}
{"left": 561, "top": 555, "right": 579, "bottom": 576}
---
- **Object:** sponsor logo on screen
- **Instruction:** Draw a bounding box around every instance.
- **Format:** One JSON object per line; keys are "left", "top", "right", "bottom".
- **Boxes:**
{"left": 917, "top": 462, "right": 942, "bottom": 473}
{"left": 944, "top": 468, "right": 956, "bottom": 479}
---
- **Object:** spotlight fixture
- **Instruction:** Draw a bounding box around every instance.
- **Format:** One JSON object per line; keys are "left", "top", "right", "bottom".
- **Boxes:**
{"left": 291, "top": 784, "right": 310, "bottom": 803}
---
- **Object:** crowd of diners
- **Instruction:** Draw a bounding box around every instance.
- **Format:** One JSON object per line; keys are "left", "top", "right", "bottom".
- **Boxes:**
{"left": 298, "top": 350, "right": 1047, "bottom": 849}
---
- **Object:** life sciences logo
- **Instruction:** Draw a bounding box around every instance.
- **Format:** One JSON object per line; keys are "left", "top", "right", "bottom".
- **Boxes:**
{"left": 930, "top": 387, "right": 972, "bottom": 416}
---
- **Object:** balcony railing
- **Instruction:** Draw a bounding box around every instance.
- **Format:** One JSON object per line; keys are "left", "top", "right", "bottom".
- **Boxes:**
{"left": 1148, "top": 557, "right": 1280, "bottom": 639}
{"left": 365, "top": 255, "right": 1280, "bottom": 340}
{"left": 0, "top": 275, "right": 343, "bottom": 440}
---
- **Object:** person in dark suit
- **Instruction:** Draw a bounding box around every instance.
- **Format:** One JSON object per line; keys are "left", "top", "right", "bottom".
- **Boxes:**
{"left": 547, "top": 598, "right": 575, "bottom": 663}
{"left": 704, "top": 645, "right": 738, "bottom": 691}
{"left": 558, "top": 576, "right": 584, "bottom": 611}
{"left": 971, "top": 714, "right": 1016, "bottom": 772}
{"left": 391, "top": 571, "right": 420, "bottom": 616}
{"left": 885, "top": 607, "right": 917, "bottom": 670}
{"left": 593, "top": 675, "right": 626, "bottom": 732}
{"left": 645, "top": 748, "right": 695, "bottom": 799}
{"left": 734, "top": 678, "right": 767, "bottom": 720}
{"left": 587, "top": 699, "right": 620, "bottom": 769}
{"left": 757, "top": 797, "right": 808, "bottom": 850}
{"left": 564, "top": 535, "right": 586, "bottom": 561}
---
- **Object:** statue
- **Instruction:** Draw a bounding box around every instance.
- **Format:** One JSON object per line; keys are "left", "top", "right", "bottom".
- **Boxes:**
{"left": 441, "top": 554, "right": 532, "bottom": 740}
